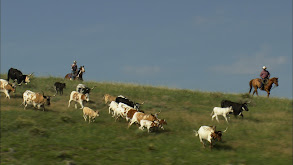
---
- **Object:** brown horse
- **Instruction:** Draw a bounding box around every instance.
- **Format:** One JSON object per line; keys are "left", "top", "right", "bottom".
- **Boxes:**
{"left": 249, "top": 77, "right": 279, "bottom": 97}
{"left": 65, "top": 66, "right": 85, "bottom": 81}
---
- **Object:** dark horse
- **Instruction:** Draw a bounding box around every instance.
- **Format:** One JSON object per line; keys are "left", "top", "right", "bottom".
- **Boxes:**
{"left": 249, "top": 77, "right": 279, "bottom": 97}
{"left": 65, "top": 66, "right": 85, "bottom": 81}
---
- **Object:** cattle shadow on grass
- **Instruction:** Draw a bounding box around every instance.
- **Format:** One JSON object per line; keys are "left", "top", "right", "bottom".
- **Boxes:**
{"left": 12, "top": 93, "right": 23, "bottom": 99}
{"left": 212, "top": 142, "right": 234, "bottom": 151}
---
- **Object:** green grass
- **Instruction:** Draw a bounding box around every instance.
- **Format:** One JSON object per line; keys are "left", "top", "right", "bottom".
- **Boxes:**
{"left": 1, "top": 75, "right": 292, "bottom": 165}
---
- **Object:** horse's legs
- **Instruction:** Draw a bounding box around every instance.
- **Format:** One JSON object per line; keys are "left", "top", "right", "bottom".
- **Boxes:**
{"left": 265, "top": 89, "right": 270, "bottom": 97}
{"left": 253, "top": 86, "right": 259, "bottom": 96}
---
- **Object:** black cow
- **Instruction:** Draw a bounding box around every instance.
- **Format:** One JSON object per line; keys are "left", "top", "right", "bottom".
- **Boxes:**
{"left": 7, "top": 68, "right": 33, "bottom": 85}
{"left": 115, "top": 95, "right": 142, "bottom": 110}
{"left": 221, "top": 100, "right": 249, "bottom": 118}
{"left": 54, "top": 82, "right": 66, "bottom": 95}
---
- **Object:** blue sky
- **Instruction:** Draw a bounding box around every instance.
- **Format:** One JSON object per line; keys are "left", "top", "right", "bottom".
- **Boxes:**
{"left": 1, "top": 0, "right": 292, "bottom": 98}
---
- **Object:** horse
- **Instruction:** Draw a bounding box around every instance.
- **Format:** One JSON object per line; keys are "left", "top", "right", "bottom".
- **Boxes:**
{"left": 65, "top": 66, "right": 85, "bottom": 81}
{"left": 249, "top": 77, "right": 279, "bottom": 97}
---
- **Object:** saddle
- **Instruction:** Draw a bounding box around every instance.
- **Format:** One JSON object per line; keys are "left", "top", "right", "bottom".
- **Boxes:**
{"left": 259, "top": 78, "right": 268, "bottom": 90}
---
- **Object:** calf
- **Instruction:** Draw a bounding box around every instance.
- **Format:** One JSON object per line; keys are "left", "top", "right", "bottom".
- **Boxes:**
{"left": 83, "top": 107, "right": 99, "bottom": 123}
{"left": 221, "top": 100, "right": 249, "bottom": 118}
{"left": 22, "top": 90, "right": 51, "bottom": 111}
{"left": 139, "top": 120, "right": 160, "bottom": 133}
{"left": 211, "top": 106, "right": 233, "bottom": 123}
{"left": 108, "top": 101, "right": 119, "bottom": 116}
{"left": 68, "top": 91, "right": 89, "bottom": 109}
{"left": 128, "top": 112, "right": 158, "bottom": 128}
{"left": 0, "top": 79, "right": 16, "bottom": 99}
{"left": 7, "top": 68, "right": 33, "bottom": 85}
{"left": 54, "top": 82, "right": 66, "bottom": 95}
{"left": 194, "top": 126, "right": 227, "bottom": 149}
{"left": 103, "top": 94, "right": 116, "bottom": 104}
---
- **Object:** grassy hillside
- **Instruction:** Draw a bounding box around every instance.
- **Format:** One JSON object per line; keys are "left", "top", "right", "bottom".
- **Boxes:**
{"left": 1, "top": 75, "right": 292, "bottom": 165}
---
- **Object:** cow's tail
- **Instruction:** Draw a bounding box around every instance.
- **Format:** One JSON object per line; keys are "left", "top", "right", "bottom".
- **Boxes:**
{"left": 193, "top": 130, "right": 198, "bottom": 136}
{"left": 249, "top": 80, "right": 253, "bottom": 94}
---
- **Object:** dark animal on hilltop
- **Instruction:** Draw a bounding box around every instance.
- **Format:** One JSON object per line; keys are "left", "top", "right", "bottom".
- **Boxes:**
{"left": 65, "top": 66, "right": 85, "bottom": 81}
{"left": 54, "top": 82, "right": 66, "bottom": 95}
{"left": 249, "top": 77, "right": 279, "bottom": 97}
{"left": 221, "top": 100, "right": 249, "bottom": 118}
{"left": 7, "top": 68, "right": 33, "bottom": 85}
{"left": 115, "top": 95, "right": 143, "bottom": 110}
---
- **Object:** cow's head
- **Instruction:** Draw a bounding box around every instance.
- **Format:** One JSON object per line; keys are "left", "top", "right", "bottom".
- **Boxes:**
{"left": 24, "top": 73, "right": 33, "bottom": 84}
{"left": 211, "top": 131, "right": 223, "bottom": 142}
{"left": 134, "top": 102, "right": 144, "bottom": 110}
{"left": 228, "top": 106, "right": 233, "bottom": 113}
{"left": 43, "top": 96, "right": 51, "bottom": 106}
{"left": 159, "top": 119, "right": 167, "bottom": 125}
{"left": 61, "top": 83, "right": 66, "bottom": 88}
{"left": 242, "top": 103, "right": 249, "bottom": 111}
{"left": 82, "top": 94, "right": 90, "bottom": 102}
{"left": 8, "top": 83, "right": 16, "bottom": 93}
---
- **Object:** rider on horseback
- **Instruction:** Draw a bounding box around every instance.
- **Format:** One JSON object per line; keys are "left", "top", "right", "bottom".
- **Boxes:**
{"left": 260, "top": 66, "right": 270, "bottom": 90}
{"left": 71, "top": 61, "right": 78, "bottom": 80}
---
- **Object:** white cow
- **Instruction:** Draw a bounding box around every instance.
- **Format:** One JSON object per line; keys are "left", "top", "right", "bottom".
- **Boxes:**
{"left": 211, "top": 106, "right": 233, "bottom": 123}
{"left": 68, "top": 91, "right": 89, "bottom": 109}
{"left": 108, "top": 101, "right": 118, "bottom": 116}
{"left": 110, "top": 102, "right": 132, "bottom": 121}
{"left": 139, "top": 120, "right": 159, "bottom": 133}
{"left": 194, "top": 126, "right": 226, "bottom": 149}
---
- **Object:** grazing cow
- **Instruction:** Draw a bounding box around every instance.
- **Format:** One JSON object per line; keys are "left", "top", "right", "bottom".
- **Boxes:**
{"left": 103, "top": 94, "right": 116, "bottom": 104}
{"left": 115, "top": 95, "right": 143, "bottom": 110}
{"left": 128, "top": 112, "right": 158, "bottom": 128}
{"left": 22, "top": 90, "right": 52, "bottom": 111}
{"left": 68, "top": 91, "right": 89, "bottom": 109}
{"left": 54, "top": 82, "right": 66, "bottom": 95}
{"left": 139, "top": 120, "right": 160, "bottom": 133}
{"left": 211, "top": 106, "right": 233, "bottom": 123}
{"left": 0, "top": 79, "right": 16, "bottom": 99}
{"left": 194, "top": 126, "right": 227, "bottom": 149}
{"left": 221, "top": 100, "right": 249, "bottom": 118}
{"left": 7, "top": 68, "right": 33, "bottom": 85}
{"left": 83, "top": 107, "right": 99, "bottom": 123}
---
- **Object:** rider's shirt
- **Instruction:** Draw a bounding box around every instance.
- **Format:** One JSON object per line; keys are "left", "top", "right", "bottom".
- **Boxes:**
{"left": 260, "top": 70, "right": 270, "bottom": 79}
{"left": 71, "top": 64, "right": 77, "bottom": 72}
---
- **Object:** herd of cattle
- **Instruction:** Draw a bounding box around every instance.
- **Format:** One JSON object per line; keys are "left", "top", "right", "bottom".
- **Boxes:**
{"left": 1, "top": 67, "right": 252, "bottom": 149}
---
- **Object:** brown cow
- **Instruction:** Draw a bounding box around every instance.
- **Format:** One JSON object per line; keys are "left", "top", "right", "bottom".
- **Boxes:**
{"left": 128, "top": 112, "right": 158, "bottom": 128}
{"left": 22, "top": 90, "right": 52, "bottom": 111}
{"left": 68, "top": 91, "right": 89, "bottom": 109}
{"left": 103, "top": 94, "right": 116, "bottom": 104}
{"left": 126, "top": 109, "right": 138, "bottom": 121}
{"left": 0, "top": 79, "right": 16, "bottom": 99}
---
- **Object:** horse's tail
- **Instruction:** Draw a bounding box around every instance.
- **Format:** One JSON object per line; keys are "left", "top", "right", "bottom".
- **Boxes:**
{"left": 249, "top": 79, "right": 253, "bottom": 94}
